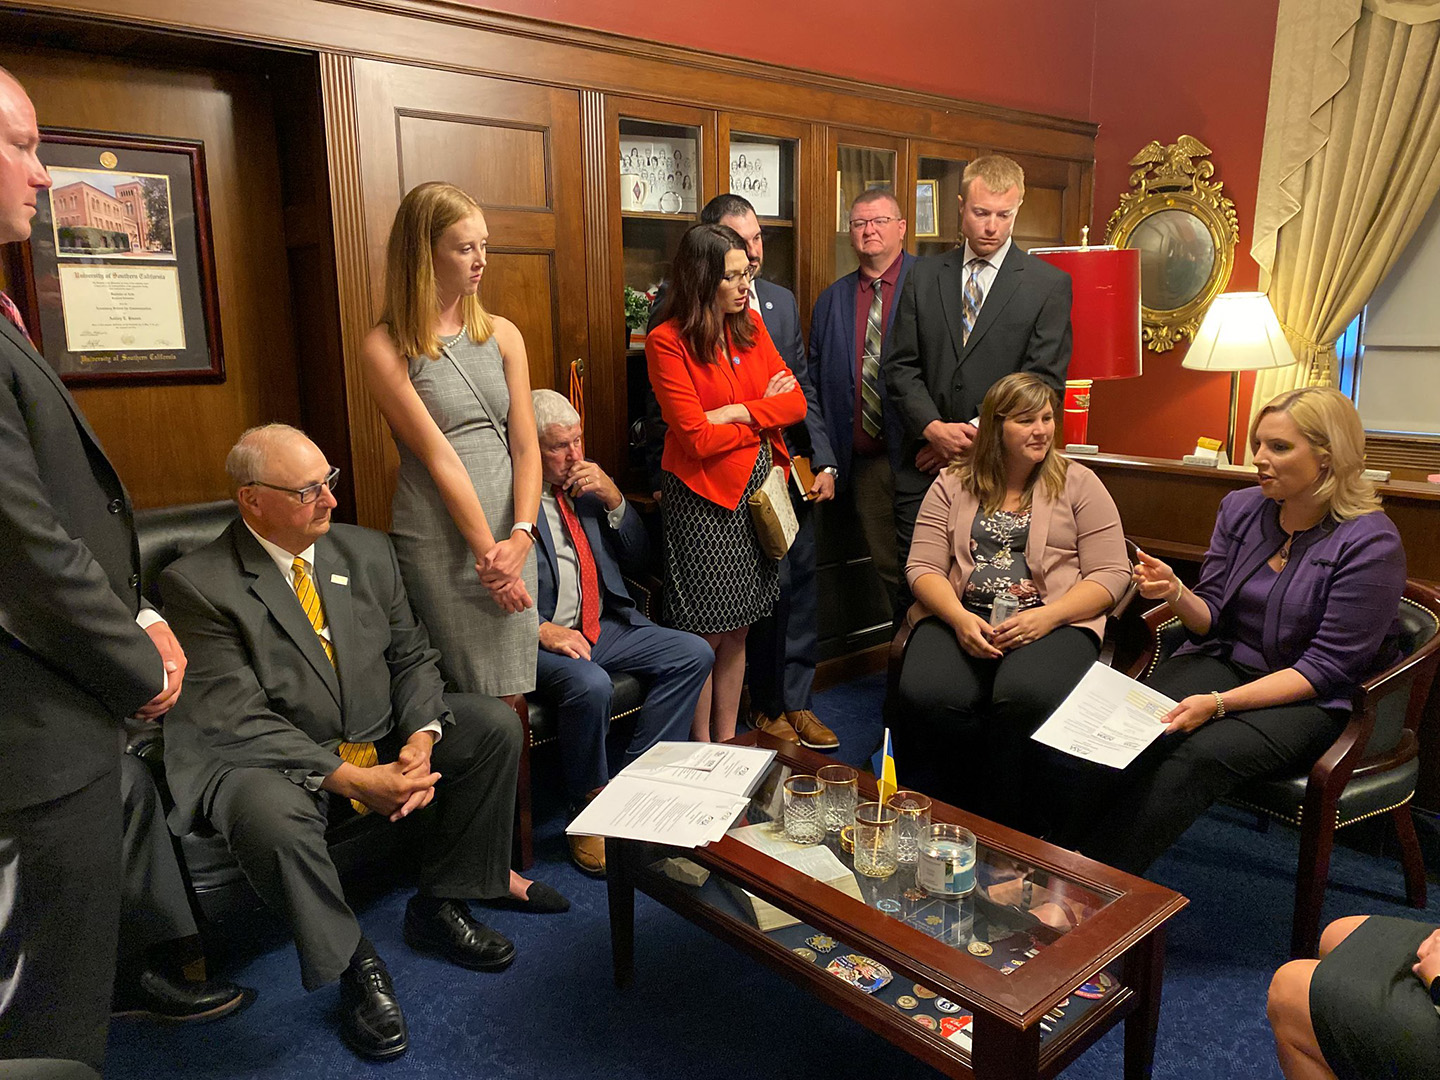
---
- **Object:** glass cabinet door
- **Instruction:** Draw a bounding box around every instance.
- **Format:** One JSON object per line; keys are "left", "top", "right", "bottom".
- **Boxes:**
{"left": 912, "top": 142, "right": 975, "bottom": 257}
{"left": 832, "top": 133, "right": 905, "bottom": 280}
{"left": 607, "top": 99, "right": 717, "bottom": 488}
{"left": 722, "top": 114, "right": 804, "bottom": 297}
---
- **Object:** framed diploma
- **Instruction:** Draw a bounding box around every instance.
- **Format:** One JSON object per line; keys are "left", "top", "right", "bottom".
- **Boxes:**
{"left": 1, "top": 128, "right": 223, "bottom": 386}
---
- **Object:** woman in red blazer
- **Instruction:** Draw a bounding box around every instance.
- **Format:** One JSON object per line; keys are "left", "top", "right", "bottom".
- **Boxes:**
{"left": 646, "top": 222, "right": 807, "bottom": 741}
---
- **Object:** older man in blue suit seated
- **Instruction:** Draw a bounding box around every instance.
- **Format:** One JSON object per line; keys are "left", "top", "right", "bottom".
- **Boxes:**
{"left": 530, "top": 390, "right": 714, "bottom": 877}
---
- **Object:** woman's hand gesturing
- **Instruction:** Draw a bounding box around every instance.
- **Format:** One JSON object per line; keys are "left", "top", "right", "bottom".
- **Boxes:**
{"left": 1133, "top": 548, "right": 1183, "bottom": 603}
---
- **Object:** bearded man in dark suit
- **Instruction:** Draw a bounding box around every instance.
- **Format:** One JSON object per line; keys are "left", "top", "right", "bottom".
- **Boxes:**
{"left": 883, "top": 155, "right": 1072, "bottom": 579}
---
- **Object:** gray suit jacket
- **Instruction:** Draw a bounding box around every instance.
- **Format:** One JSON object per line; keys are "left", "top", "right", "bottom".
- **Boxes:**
{"left": 0, "top": 317, "right": 161, "bottom": 811}
{"left": 158, "top": 520, "right": 454, "bottom": 835}
{"left": 883, "top": 243, "right": 1072, "bottom": 493}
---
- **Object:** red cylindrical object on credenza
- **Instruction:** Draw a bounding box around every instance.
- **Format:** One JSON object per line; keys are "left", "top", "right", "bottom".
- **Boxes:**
{"left": 1029, "top": 245, "right": 1142, "bottom": 447}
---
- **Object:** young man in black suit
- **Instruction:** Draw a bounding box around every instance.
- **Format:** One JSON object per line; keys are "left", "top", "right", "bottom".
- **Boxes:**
{"left": 0, "top": 67, "right": 191, "bottom": 1071}
{"left": 883, "top": 155, "right": 1073, "bottom": 576}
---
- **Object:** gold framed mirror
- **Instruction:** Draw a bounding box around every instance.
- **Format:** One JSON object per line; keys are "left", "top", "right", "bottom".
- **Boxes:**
{"left": 1104, "top": 136, "right": 1238, "bottom": 352}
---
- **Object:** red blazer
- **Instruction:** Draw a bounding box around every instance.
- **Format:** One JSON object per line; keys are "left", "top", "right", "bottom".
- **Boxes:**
{"left": 647, "top": 311, "right": 807, "bottom": 510}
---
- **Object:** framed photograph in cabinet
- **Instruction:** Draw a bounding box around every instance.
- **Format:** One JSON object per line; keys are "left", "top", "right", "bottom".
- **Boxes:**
{"left": 914, "top": 179, "right": 939, "bottom": 238}
{"left": 619, "top": 136, "right": 698, "bottom": 214}
{"left": 729, "top": 141, "right": 781, "bottom": 218}
{"left": 1, "top": 128, "right": 223, "bottom": 386}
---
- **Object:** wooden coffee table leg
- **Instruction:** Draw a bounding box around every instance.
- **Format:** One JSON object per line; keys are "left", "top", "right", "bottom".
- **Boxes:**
{"left": 971, "top": 1012, "right": 1039, "bottom": 1080}
{"left": 606, "top": 837, "right": 635, "bottom": 989}
{"left": 1123, "top": 926, "right": 1167, "bottom": 1080}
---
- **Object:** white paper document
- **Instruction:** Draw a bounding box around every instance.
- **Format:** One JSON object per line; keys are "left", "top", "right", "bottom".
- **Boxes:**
{"left": 564, "top": 742, "right": 775, "bottom": 847}
{"left": 566, "top": 777, "right": 750, "bottom": 846}
{"left": 1030, "top": 662, "right": 1177, "bottom": 769}
{"left": 620, "top": 741, "right": 775, "bottom": 797}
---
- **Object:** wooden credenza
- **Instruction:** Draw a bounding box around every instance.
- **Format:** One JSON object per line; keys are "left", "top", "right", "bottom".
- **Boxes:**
{"left": 1081, "top": 452, "right": 1440, "bottom": 812}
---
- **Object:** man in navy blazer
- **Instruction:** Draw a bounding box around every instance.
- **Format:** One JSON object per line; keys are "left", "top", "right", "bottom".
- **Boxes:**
{"left": 530, "top": 391, "right": 713, "bottom": 877}
{"left": 809, "top": 188, "right": 916, "bottom": 614}
{"left": 883, "top": 156, "right": 1071, "bottom": 582}
{"left": 645, "top": 193, "right": 840, "bottom": 751}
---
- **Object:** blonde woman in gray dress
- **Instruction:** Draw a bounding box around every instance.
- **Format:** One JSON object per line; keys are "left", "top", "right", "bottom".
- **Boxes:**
{"left": 362, "top": 181, "right": 541, "bottom": 709}
{"left": 362, "top": 183, "right": 567, "bottom": 913}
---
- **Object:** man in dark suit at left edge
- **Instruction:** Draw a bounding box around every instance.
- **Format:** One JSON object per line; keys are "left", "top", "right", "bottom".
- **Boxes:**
{"left": 0, "top": 67, "right": 187, "bottom": 1070}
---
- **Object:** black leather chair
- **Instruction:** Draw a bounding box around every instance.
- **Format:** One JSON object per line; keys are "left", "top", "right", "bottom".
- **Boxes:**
{"left": 127, "top": 500, "right": 405, "bottom": 924}
{"left": 1129, "top": 580, "right": 1440, "bottom": 958}
{"left": 512, "top": 570, "right": 658, "bottom": 868}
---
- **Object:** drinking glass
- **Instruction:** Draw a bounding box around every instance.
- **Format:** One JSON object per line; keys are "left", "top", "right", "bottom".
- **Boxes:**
{"left": 887, "top": 790, "right": 932, "bottom": 864}
{"left": 817, "top": 764, "right": 859, "bottom": 833}
{"left": 853, "top": 801, "right": 899, "bottom": 878}
{"left": 782, "top": 775, "right": 824, "bottom": 845}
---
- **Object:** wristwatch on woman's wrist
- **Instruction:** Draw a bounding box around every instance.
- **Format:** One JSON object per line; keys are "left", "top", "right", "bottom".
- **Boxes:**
{"left": 511, "top": 521, "right": 535, "bottom": 540}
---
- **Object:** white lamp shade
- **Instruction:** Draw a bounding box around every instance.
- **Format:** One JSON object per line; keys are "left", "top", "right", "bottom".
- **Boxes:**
{"left": 1182, "top": 292, "right": 1297, "bottom": 372}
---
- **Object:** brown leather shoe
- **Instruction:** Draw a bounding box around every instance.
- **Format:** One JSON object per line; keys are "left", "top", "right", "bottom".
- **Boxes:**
{"left": 568, "top": 833, "right": 606, "bottom": 878}
{"left": 786, "top": 709, "right": 839, "bottom": 750}
{"left": 752, "top": 712, "right": 801, "bottom": 744}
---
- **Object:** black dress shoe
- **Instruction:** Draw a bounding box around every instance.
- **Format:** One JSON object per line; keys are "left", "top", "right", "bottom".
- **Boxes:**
{"left": 111, "top": 967, "right": 253, "bottom": 1023}
{"left": 339, "top": 953, "right": 408, "bottom": 1061}
{"left": 476, "top": 880, "right": 571, "bottom": 914}
{"left": 403, "top": 897, "right": 516, "bottom": 971}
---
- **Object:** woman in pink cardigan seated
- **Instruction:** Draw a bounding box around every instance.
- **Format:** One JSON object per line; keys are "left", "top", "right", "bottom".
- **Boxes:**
{"left": 894, "top": 373, "right": 1131, "bottom": 832}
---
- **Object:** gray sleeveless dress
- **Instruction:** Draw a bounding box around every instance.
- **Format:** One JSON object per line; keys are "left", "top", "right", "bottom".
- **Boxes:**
{"left": 390, "top": 331, "right": 538, "bottom": 696}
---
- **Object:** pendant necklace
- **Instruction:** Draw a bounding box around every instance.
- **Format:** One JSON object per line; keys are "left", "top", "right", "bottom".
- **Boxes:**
{"left": 1276, "top": 533, "right": 1295, "bottom": 571}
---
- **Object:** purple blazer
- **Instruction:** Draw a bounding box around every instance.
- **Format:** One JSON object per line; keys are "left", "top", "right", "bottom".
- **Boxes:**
{"left": 1176, "top": 486, "right": 1406, "bottom": 712}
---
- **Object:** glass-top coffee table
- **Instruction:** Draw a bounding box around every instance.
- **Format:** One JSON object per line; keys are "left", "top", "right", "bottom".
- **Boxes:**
{"left": 605, "top": 733, "right": 1187, "bottom": 1080}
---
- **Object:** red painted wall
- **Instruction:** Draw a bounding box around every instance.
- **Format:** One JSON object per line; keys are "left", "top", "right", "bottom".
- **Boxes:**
{"left": 472, "top": 0, "right": 1280, "bottom": 459}
{"left": 467, "top": 0, "right": 1098, "bottom": 119}
{"left": 1084, "top": 0, "right": 1281, "bottom": 458}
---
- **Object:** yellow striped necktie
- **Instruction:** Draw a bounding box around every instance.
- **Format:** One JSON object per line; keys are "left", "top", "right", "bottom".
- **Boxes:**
{"left": 292, "top": 557, "right": 375, "bottom": 814}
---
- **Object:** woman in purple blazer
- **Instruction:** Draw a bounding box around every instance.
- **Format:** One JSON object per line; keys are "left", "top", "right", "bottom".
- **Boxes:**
{"left": 896, "top": 373, "right": 1131, "bottom": 828}
{"left": 1075, "top": 387, "right": 1406, "bottom": 875}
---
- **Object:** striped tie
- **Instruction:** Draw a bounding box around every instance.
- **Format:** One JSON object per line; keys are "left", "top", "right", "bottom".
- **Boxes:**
{"left": 0, "top": 291, "right": 34, "bottom": 347}
{"left": 961, "top": 257, "right": 985, "bottom": 347}
{"left": 860, "top": 278, "right": 884, "bottom": 439}
{"left": 293, "top": 557, "right": 374, "bottom": 814}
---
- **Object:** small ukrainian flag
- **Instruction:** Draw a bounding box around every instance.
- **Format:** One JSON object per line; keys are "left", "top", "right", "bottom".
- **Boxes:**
{"left": 871, "top": 727, "right": 897, "bottom": 806}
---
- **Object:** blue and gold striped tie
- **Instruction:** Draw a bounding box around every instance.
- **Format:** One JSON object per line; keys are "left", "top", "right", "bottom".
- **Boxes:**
{"left": 961, "top": 257, "right": 985, "bottom": 346}
{"left": 293, "top": 557, "right": 374, "bottom": 814}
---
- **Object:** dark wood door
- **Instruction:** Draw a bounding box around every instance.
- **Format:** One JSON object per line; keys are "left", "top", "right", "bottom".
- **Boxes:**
{"left": 348, "top": 59, "right": 588, "bottom": 527}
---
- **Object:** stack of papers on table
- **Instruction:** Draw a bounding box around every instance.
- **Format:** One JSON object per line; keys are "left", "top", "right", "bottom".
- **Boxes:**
{"left": 566, "top": 742, "right": 776, "bottom": 847}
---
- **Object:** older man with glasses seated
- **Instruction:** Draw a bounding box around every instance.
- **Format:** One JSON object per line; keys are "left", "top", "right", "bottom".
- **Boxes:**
{"left": 157, "top": 423, "right": 562, "bottom": 1062}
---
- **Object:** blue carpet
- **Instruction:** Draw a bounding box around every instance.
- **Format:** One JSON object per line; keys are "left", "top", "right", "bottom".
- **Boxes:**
{"left": 106, "top": 672, "right": 1440, "bottom": 1078}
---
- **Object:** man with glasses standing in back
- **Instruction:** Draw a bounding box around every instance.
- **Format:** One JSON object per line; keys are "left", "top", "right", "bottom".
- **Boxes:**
{"left": 646, "top": 193, "right": 840, "bottom": 750}
{"left": 883, "top": 155, "right": 1072, "bottom": 590}
{"left": 808, "top": 188, "right": 917, "bottom": 620}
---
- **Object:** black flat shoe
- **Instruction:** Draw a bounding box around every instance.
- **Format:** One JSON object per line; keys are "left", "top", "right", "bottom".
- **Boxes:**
{"left": 404, "top": 898, "right": 516, "bottom": 971}
{"left": 111, "top": 967, "right": 253, "bottom": 1023}
{"left": 476, "top": 880, "right": 571, "bottom": 915}
{"left": 339, "top": 952, "right": 408, "bottom": 1061}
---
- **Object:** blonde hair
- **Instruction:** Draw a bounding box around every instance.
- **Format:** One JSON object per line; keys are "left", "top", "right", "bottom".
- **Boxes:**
{"left": 1250, "top": 387, "right": 1380, "bottom": 521}
{"left": 961, "top": 155, "right": 1026, "bottom": 202}
{"left": 952, "top": 372, "right": 1067, "bottom": 514}
{"left": 381, "top": 181, "right": 494, "bottom": 360}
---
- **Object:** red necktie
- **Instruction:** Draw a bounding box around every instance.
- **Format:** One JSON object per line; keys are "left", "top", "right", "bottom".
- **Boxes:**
{"left": 552, "top": 486, "right": 601, "bottom": 644}
{"left": 0, "top": 291, "right": 34, "bottom": 347}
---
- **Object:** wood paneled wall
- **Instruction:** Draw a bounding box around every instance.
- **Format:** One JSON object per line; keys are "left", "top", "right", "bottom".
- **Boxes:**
{"left": 0, "top": 46, "right": 304, "bottom": 508}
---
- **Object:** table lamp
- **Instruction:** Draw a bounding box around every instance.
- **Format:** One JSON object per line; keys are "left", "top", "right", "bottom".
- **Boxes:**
{"left": 1031, "top": 235, "right": 1142, "bottom": 448}
{"left": 1181, "top": 292, "right": 1296, "bottom": 462}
